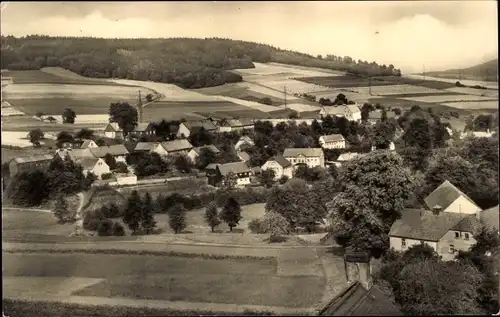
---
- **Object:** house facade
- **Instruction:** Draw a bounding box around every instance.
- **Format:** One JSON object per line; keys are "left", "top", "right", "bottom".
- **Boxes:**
{"left": 218, "top": 119, "right": 254, "bottom": 132}
{"left": 208, "top": 161, "right": 252, "bottom": 187}
{"left": 319, "top": 134, "right": 346, "bottom": 149}
{"left": 234, "top": 136, "right": 254, "bottom": 152}
{"left": 90, "top": 145, "right": 129, "bottom": 163}
{"left": 187, "top": 145, "right": 220, "bottom": 163}
{"left": 319, "top": 104, "right": 361, "bottom": 122}
{"left": 261, "top": 156, "right": 293, "bottom": 180}
{"left": 283, "top": 148, "right": 325, "bottom": 168}
{"left": 9, "top": 154, "right": 54, "bottom": 178}
{"left": 177, "top": 121, "right": 218, "bottom": 138}
{"left": 460, "top": 129, "right": 495, "bottom": 140}
{"left": 77, "top": 158, "right": 110, "bottom": 179}
{"left": 334, "top": 152, "right": 364, "bottom": 168}
{"left": 103, "top": 123, "right": 124, "bottom": 139}
{"left": 424, "top": 180, "right": 482, "bottom": 215}
{"left": 155, "top": 139, "right": 193, "bottom": 156}
{"left": 80, "top": 139, "right": 98, "bottom": 149}
{"left": 128, "top": 123, "right": 155, "bottom": 138}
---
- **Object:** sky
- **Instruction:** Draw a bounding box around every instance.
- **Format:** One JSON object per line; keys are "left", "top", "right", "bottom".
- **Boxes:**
{"left": 1, "top": 1, "right": 498, "bottom": 73}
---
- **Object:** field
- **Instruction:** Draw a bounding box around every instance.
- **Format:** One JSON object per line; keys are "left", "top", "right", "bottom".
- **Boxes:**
{"left": 399, "top": 94, "right": 497, "bottom": 103}
{"left": 445, "top": 86, "right": 499, "bottom": 98}
{"left": 441, "top": 100, "right": 499, "bottom": 110}
{"left": 340, "top": 84, "right": 460, "bottom": 96}
{"left": 195, "top": 109, "right": 271, "bottom": 119}
{"left": 2, "top": 209, "right": 75, "bottom": 236}
{"left": 141, "top": 100, "right": 248, "bottom": 121}
{"left": 1, "top": 115, "right": 106, "bottom": 132}
{"left": 1, "top": 145, "right": 54, "bottom": 163}
{"left": 2, "top": 69, "right": 127, "bottom": 86}
{"left": 234, "top": 62, "right": 340, "bottom": 78}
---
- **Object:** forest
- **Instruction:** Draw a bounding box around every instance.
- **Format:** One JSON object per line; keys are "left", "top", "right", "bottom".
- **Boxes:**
{"left": 1, "top": 35, "right": 401, "bottom": 88}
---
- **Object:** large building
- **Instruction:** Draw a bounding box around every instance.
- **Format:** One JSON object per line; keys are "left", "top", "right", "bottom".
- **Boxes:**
{"left": 208, "top": 161, "right": 252, "bottom": 187}
{"left": 424, "top": 180, "right": 482, "bottom": 215}
{"left": 319, "top": 104, "right": 361, "bottom": 122}
{"left": 103, "top": 122, "right": 155, "bottom": 139}
{"left": 283, "top": 148, "right": 325, "bottom": 168}
{"left": 76, "top": 158, "right": 110, "bottom": 179}
{"left": 218, "top": 119, "right": 254, "bottom": 132}
{"left": 319, "top": 134, "right": 346, "bottom": 149}
{"left": 8, "top": 154, "right": 54, "bottom": 178}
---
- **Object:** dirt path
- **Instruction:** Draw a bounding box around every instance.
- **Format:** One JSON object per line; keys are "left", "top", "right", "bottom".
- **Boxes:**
{"left": 2, "top": 206, "right": 52, "bottom": 213}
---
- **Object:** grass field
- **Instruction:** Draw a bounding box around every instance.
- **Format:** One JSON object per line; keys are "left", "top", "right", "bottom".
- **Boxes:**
{"left": 195, "top": 109, "right": 270, "bottom": 119}
{"left": 235, "top": 62, "right": 339, "bottom": 78}
{"left": 441, "top": 100, "right": 499, "bottom": 110}
{"left": 1, "top": 115, "right": 106, "bottom": 132}
{"left": 1, "top": 145, "right": 54, "bottom": 163}
{"left": 2, "top": 69, "right": 125, "bottom": 86}
{"left": 2, "top": 209, "right": 75, "bottom": 236}
{"left": 4, "top": 253, "right": 324, "bottom": 308}
{"left": 140, "top": 100, "right": 249, "bottom": 121}
{"left": 399, "top": 94, "right": 497, "bottom": 103}
{"left": 445, "top": 86, "right": 500, "bottom": 98}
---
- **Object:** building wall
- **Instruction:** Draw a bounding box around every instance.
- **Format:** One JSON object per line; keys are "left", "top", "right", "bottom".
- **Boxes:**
{"left": 236, "top": 177, "right": 251, "bottom": 186}
{"left": 86, "top": 140, "right": 98, "bottom": 148}
{"left": 87, "top": 159, "right": 110, "bottom": 179}
{"left": 390, "top": 236, "right": 438, "bottom": 252}
{"left": 437, "top": 230, "right": 477, "bottom": 261}
{"left": 261, "top": 160, "right": 285, "bottom": 179}
{"left": 320, "top": 139, "right": 346, "bottom": 149}
{"left": 445, "top": 196, "right": 482, "bottom": 214}
{"left": 176, "top": 123, "right": 191, "bottom": 138}
{"left": 9, "top": 160, "right": 52, "bottom": 178}
{"left": 348, "top": 111, "right": 362, "bottom": 122}
{"left": 187, "top": 149, "right": 199, "bottom": 163}
{"left": 152, "top": 144, "right": 169, "bottom": 156}
{"left": 218, "top": 126, "right": 232, "bottom": 133}
{"left": 345, "top": 261, "right": 372, "bottom": 290}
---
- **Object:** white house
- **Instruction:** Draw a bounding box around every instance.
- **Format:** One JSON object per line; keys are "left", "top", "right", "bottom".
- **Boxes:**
{"left": 423, "top": 180, "right": 482, "bottom": 215}
{"left": 187, "top": 145, "right": 220, "bottom": 163}
{"left": 77, "top": 158, "right": 110, "bottom": 179}
{"left": 234, "top": 136, "right": 255, "bottom": 152}
{"left": 103, "top": 122, "right": 155, "bottom": 139}
{"left": 218, "top": 119, "right": 254, "bottom": 132}
{"left": 319, "top": 104, "right": 361, "bottom": 122}
{"left": 80, "top": 139, "right": 98, "bottom": 149}
{"left": 177, "top": 121, "right": 218, "bottom": 138}
{"left": 460, "top": 129, "right": 495, "bottom": 140}
{"left": 283, "top": 148, "right": 325, "bottom": 168}
{"left": 319, "top": 134, "right": 346, "bottom": 149}
{"left": 261, "top": 156, "right": 293, "bottom": 180}
{"left": 209, "top": 161, "right": 252, "bottom": 187}
{"left": 334, "top": 152, "right": 365, "bottom": 168}
{"left": 103, "top": 123, "right": 123, "bottom": 139}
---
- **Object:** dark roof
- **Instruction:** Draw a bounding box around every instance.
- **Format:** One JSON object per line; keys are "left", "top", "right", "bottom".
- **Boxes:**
{"left": 389, "top": 208, "right": 468, "bottom": 241}
{"left": 319, "top": 281, "right": 402, "bottom": 316}
{"left": 480, "top": 205, "right": 499, "bottom": 232}
{"left": 76, "top": 158, "right": 100, "bottom": 170}
{"left": 90, "top": 144, "right": 129, "bottom": 157}
{"left": 283, "top": 148, "right": 323, "bottom": 157}
{"left": 183, "top": 121, "right": 217, "bottom": 131}
{"left": 269, "top": 156, "right": 292, "bottom": 168}
{"left": 192, "top": 145, "right": 220, "bottom": 154}
{"left": 451, "top": 215, "right": 481, "bottom": 233}
{"left": 160, "top": 139, "right": 193, "bottom": 152}
{"left": 237, "top": 151, "right": 251, "bottom": 162}
{"left": 11, "top": 154, "right": 54, "bottom": 164}
{"left": 424, "top": 180, "right": 479, "bottom": 211}
{"left": 133, "top": 123, "right": 153, "bottom": 132}
{"left": 217, "top": 161, "right": 251, "bottom": 176}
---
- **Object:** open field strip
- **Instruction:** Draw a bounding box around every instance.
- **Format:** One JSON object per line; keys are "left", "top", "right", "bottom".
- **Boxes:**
{"left": 235, "top": 62, "right": 339, "bottom": 77}
{"left": 445, "top": 86, "right": 499, "bottom": 98}
{"left": 216, "top": 95, "right": 278, "bottom": 112}
{"left": 268, "top": 62, "right": 345, "bottom": 76}
{"left": 2, "top": 69, "right": 127, "bottom": 86}
{"left": 34, "top": 114, "right": 111, "bottom": 124}
{"left": 249, "top": 78, "right": 328, "bottom": 95}
{"left": 1, "top": 115, "right": 106, "bottom": 132}
{"left": 242, "top": 82, "right": 300, "bottom": 100}
{"left": 276, "top": 103, "right": 321, "bottom": 112}
{"left": 2, "top": 131, "right": 37, "bottom": 147}
{"left": 441, "top": 100, "right": 499, "bottom": 110}
{"left": 141, "top": 100, "right": 247, "bottom": 120}
{"left": 405, "top": 74, "right": 498, "bottom": 89}
{"left": 400, "top": 94, "right": 497, "bottom": 103}
{"left": 295, "top": 75, "right": 396, "bottom": 88}
{"left": 1, "top": 146, "right": 54, "bottom": 164}
{"left": 344, "top": 84, "right": 455, "bottom": 96}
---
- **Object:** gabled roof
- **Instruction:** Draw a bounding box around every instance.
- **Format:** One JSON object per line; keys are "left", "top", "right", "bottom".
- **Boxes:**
{"left": 225, "top": 119, "right": 254, "bottom": 127}
{"left": 321, "top": 134, "right": 345, "bottom": 142}
{"left": 160, "top": 139, "right": 193, "bottom": 152}
{"left": 321, "top": 106, "right": 345, "bottom": 116}
{"left": 11, "top": 154, "right": 54, "bottom": 164}
{"left": 283, "top": 148, "right": 323, "bottom": 157}
{"left": 217, "top": 161, "right": 251, "bottom": 176}
{"left": 424, "top": 180, "right": 479, "bottom": 211}
{"left": 133, "top": 122, "right": 153, "bottom": 132}
{"left": 76, "top": 158, "right": 101, "bottom": 170}
{"left": 319, "top": 281, "right": 402, "bottom": 316}
{"left": 80, "top": 139, "right": 96, "bottom": 149}
{"left": 192, "top": 145, "right": 220, "bottom": 154}
{"left": 90, "top": 144, "right": 129, "bottom": 157}
{"left": 451, "top": 215, "right": 481, "bottom": 233}
{"left": 134, "top": 142, "right": 157, "bottom": 152}
{"left": 480, "top": 205, "right": 499, "bottom": 232}
{"left": 337, "top": 152, "right": 360, "bottom": 161}
{"left": 237, "top": 151, "right": 251, "bottom": 162}
{"left": 345, "top": 104, "right": 361, "bottom": 114}
{"left": 268, "top": 156, "right": 292, "bottom": 168}
{"left": 58, "top": 148, "right": 95, "bottom": 160}
{"left": 182, "top": 120, "right": 217, "bottom": 131}
{"left": 389, "top": 208, "right": 468, "bottom": 241}
{"left": 105, "top": 122, "right": 121, "bottom": 132}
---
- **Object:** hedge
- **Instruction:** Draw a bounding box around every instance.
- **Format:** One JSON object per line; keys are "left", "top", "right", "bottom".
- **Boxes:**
{"left": 2, "top": 299, "right": 278, "bottom": 316}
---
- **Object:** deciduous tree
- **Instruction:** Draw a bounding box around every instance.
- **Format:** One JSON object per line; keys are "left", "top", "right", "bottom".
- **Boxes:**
{"left": 168, "top": 203, "right": 187, "bottom": 234}
{"left": 123, "top": 190, "right": 142, "bottom": 234}
{"left": 62, "top": 108, "right": 76, "bottom": 124}
{"left": 261, "top": 211, "right": 290, "bottom": 241}
{"left": 28, "top": 129, "right": 44, "bottom": 147}
{"left": 259, "top": 169, "right": 276, "bottom": 188}
{"left": 108, "top": 102, "right": 138, "bottom": 136}
{"left": 141, "top": 192, "right": 157, "bottom": 234}
{"left": 53, "top": 194, "right": 71, "bottom": 223}
{"left": 221, "top": 196, "right": 242, "bottom": 232}
{"left": 204, "top": 202, "right": 221, "bottom": 232}
{"left": 103, "top": 153, "right": 117, "bottom": 170}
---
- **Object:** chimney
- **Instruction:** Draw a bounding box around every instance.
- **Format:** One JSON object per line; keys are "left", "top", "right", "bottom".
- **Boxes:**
{"left": 432, "top": 205, "right": 442, "bottom": 215}
{"left": 344, "top": 251, "right": 373, "bottom": 290}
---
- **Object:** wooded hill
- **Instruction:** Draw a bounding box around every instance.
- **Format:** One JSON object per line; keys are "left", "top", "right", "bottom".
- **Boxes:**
{"left": 425, "top": 59, "right": 498, "bottom": 82}
{"left": 1, "top": 35, "right": 402, "bottom": 88}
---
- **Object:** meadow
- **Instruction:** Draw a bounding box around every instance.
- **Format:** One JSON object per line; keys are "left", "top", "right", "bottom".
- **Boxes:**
{"left": 441, "top": 100, "right": 499, "bottom": 110}
{"left": 141, "top": 100, "right": 247, "bottom": 121}
{"left": 235, "top": 62, "right": 339, "bottom": 78}
{"left": 2, "top": 69, "right": 126, "bottom": 86}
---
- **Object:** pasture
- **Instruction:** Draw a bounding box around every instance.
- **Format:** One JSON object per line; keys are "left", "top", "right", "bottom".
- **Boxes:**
{"left": 141, "top": 100, "right": 246, "bottom": 121}
{"left": 235, "top": 62, "right": 339, "bottom": 78}
{"left": 195, "top": 109, "right": 271, "bottom": 119}
{"left": 445, "top": 86, "right": 499, "bottom": 98}
{"left": 1, "top": 131, "right": 34, "bottom": 148}
{"left": 3, "top": 252, "right": 325, "bottom": 309}
{"left": 2, "top": 69, "right": 125, "bottom": 86}
{"left": 399, "top": 94, "right": 497, "bottom": 103}
{"left": 441, "top": 100, "right": 499, "bottom": 110}
{"left": 344, "top": 84, "right": 460, "bottom": 96}
{"left": 296, "top": 75, "right": 395, "bottom": 88}
{"left": 2, "top": 209, "right": 75, "bottom": 236}
{"left": 1, "top": 145, "right": 53, "bottom": 164}
{"left": 1, "top": 115, "right": 106, "bottom": 132}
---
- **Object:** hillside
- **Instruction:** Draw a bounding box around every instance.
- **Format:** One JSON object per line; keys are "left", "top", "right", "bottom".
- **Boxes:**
{"left": 1, "top": 36, "right": 401, "bottom": 89}
{"left": 425, "top": 59, "right": 498, "bottom": 82}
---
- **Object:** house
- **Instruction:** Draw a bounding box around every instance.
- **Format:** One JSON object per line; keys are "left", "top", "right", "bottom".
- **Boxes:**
{"left": 334, "top": 152, "right": 363, "bottom": 168}
{"left": 90, "top": 145, "right": 129, "bottom": 163}
{"left": 56, "top": 148, "right": 95, "bottom": 161}
{"left": 423, "top": 180, "right": 482, "bottom": 215}
{"left": 79, "top": 139, "right": 98, "bottom": 149}
{"left": 319, "top": 134, "right": 346, "bottom": 149}
{"left": 128, "top": 122, "right": 155, "bottom": 138}
{"left": 367, "top": 110, "right": 396, "bottom": 125}
{"left": 283, "top": 148, "right": 325, "bottom": 168}
{"left": 187, "top": 145, "right": 220, "bottom": 163}
{"left": 319, "top": 252, "right": 402, "bottom": 316}
{"left": 319, "top": 104, "right": 361, "bottom": 122}
{"left": 480, "top": 205, "right": 499, "bottom": 233}
{"left": 103, "top": 123, "right": 123, "bottom": 139}
{"left": 9, "top": 154, "right": 54, "bottom": 178}
{"left": 154, "top": 139, "right": 193, "bottom": 156}
{"left": 234, "top": 136, "right": 255, "bottom": 152}
{"left": 76, "top": 158, "right": 110, "bottom": 179}
{"left": 460, "top": 129, "right": 495, "bottom": 139}
{"left": 261, "top": 156, "right": 293, "bottom": 180}
{"left": 208, "top": 161, "right": 252, "bottom": 187}
{"left": 389, "top": 207, "right": 483, "bottom": 261}
{"left": 237, "top": 150, "right": 250, "bottom": 162}
{"left": 218, "top": 119, "right": 254, "bottom": 132}
{"left": 133, "top": 142, "right": 158, "bottom": 154}
{"left": 176, "top": 120, "right": 218, "bottom": 138}
{"left": 320, "top": 106, "right": 346, "bottom": 118}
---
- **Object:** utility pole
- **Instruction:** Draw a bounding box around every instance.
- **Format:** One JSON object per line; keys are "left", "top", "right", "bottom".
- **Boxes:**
{"left": 137, "top": 90, "right": 143, "bottom": 123}
{"left": 284, "top": 85, "right": 287, "bottom": 109}
{"left": 369, "top": 76, "right": 372, "bottom": 95}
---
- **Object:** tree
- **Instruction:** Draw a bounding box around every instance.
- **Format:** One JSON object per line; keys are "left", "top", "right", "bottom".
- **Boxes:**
{"left": 279, "top": 175, "right": 289, "bottom": 184}
{"left": 258, "top": 97, "right": 273, "bottom": 105}
{"left": 62, "top": 108, "right": 76, "bottom": 124}
{"left": 145, "top": 93, "right": 154, "bottom": 102}
{"left": 56, "top": 131, "right": 74, "bottom": 148}
{"left": 103, "top": 153, "right": 117, "bottom": 170}
{"left": 97, "top": 219, "right": 114, "bottom": 236}
{"left": 261, "top": 211, "right": 290, "bottom": 242}
{"left": 174, "top": 154, "right": 193, "bottom": 173}
{"left": 222, "top": 172, "right": 238, "bottom": 190}
{"left": 329, "top": 152, "right": 413, "bottom": 258}
{"left": 259, "top": 169, "right": 276, "bottom": 188}
{"left": 123, "top": 190, "right": 142, "bottom": 234}
{"left": 288, "top": 110, "right": 299, "bottom": 119}
{"left": 195, "top": 147, "right": 217, "bottom": 169}
{"left": 189, "top": 127, "right": 213, "bottom": 146}
{"left": 327, "top": 164, "right": 339, "bottom": 180}
{"left": 168, "top": 203, "right": 187, "bottom": 234}
{"left": 221, "top": 197, "right": 242, "bottom": 232}
{"left": 75, "top": 128, "right": 94, "bottom": 140}
{"left": 115, "top": 161, "right": 129, "bottom": 174}
{"left": 402, "top": 118, "right": 432, "bottom": 149}
{"left": 112, "top": 222, "right": 126, "bottom": 236}
{"left": 473, "top": 114, "right": 493, "bottom": 132}
{"left": 108, "top": 102, "right": 138, "bottom": 136}
{"left": 28, "top": 129, "right": 44, "bottom": 147}
{"left": 53, "top": 194, "right": 71, "bottom": 223}
{"left": 204, "top": 202, "right": 221, "bottom": 232}
{"left": 371, "top": 121, "right": 395, "bottom": 150}
{"left": 46, "top": 116, "right": 57, "bottom": 123}
{"left": 35, "top": 111, "right": 45, "bottom": 119}
{"left": 141, "top": 192, "right": 157, "bottom": 234}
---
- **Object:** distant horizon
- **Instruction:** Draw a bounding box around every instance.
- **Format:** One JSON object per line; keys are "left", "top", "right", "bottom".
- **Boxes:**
{"left": 1, "top": 1, "right": 498, "bottom": 73}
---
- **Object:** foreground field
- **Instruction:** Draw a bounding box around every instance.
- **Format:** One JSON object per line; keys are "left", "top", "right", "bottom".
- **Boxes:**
{"left": 3, "top": 252, "right": 325, "bottom": 308}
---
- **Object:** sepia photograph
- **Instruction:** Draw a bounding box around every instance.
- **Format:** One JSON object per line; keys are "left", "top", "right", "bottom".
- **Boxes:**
{"left": 1, "top": 1, "right": 499, "bottom": 316}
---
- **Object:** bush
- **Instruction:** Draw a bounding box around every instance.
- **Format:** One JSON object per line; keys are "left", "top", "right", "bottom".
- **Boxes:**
{"left": 248, "top": 218, "right": 265, "bottom": 234}
{"left": 101, "top": 173, "right": 113, "bottom": 180}
{"left": 279, "top": 175, "right": 289, "bottom": 184}
{"left": 97, "top": 219, "right": 114, "bottom": 236}
{"left": 115, "top": 162, "right": 129, "bottom": 173}
{"left": 112, "top": 222, "right": 125, "bottom": 236}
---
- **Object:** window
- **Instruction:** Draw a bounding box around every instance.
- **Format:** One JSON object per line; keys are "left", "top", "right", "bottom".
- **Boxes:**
{"left": 449, "top": 245, "right": 455, "bottom": 253}
{"left": 401, "top": 239, "right": 406, "bottom": 247}
{"left": 464, "top": 233, "right": 470, "bottom": 240}
{"left": 455, "top": 232, "right": 460, "bottom": 238}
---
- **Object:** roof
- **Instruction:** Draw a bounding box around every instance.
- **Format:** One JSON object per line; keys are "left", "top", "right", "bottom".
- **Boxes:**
{"left": 90, "top": 144, "right": 129, "bottom": 157}
{"left": 319, "top": 281, "right": 402, "bottom": 316}
{"left": 134, "top": 142, "right": 157, "bottom": 152}
{"left": 337, "top": 152, "right": 360, "bottom": 161}
{"left": 368, "top": 111, "right": 382, "bottom": 120}
{"left": 226, "top": 119, "right": 254, "bottom": 127}
{"left": 321, "top": 106, "right": 345, "bottom": 116}
{"left": 133, "top": 122, "right": 152, "bottom": 132}
{"left": 183, "top": 120, "right": 217, "bottom": 131}
{"left": 80, "top": 139, "right": 95, "bottom": 149}
{"left": 321, "top": 134, "right": 345, "bottom": 142}
{"left": 345, "top": 104, "right": 361, "bottom": 114}
{"left": 424, "top": 180, "right": 479, "bottom": 211}
{"left": 239, "top": 136, "right": 254, "bottom": 143}
{"left": 192, "top": 145, "right": 220, "bottom": 154}
{"left": 217, "top": 161, "right": 251, "bottom": 176}
{"left": 480, "top": 205, "right": 499, "bottom": 232}
{"left": 206, "top": 163, "right": 219, "bottom": 170}
{"left": 76, "top": 158, "right": 100, "bottom": 170}
{"left": 389, "top": 208, "right": 468, "bottom": 241}
{"left": 283, "top": 148, "right": 323, "bottom": 157}
{"left": 57, "top": 148, "right": 95, "bottom": 160}
{"left": 451, "top": 215, "right": 481, "bottom": 233}
{"left": 237, "top": 151, "right": 251, "bottom": 162}
{"left": 11, "top": 154, "right": 54, "bottom": 164}
{"left": 268, "top": 156, "right": 292, "bottom": 168}
{"left": 160, "top": 139, "right": 193, "bottom": 152}
{"left": 105, "top": 122, "right": 121, "bottom": 131}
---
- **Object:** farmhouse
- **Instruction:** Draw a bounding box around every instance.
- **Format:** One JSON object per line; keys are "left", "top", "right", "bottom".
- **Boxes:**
{"left": 423, "top": 180, "right": 482, "bottom": 215}
{"left": 261, "top": 156, "right": 293, "bottom": 180}
{"left": 237, "top": 150, "right": 251, "bottom": 162}
{"left": 9, "top": 154, "right": 54, "bottom": 178}
{"left": 154, "top": 139, "right": 193, "bottom": 156}
{"left": 218, "top": 119, "right": 254, "bottom": 132}
{"left": 78, "top": 139, "right": 98, "bottom": 149}
{"left": 103, "top": 123, "right": 123, "bottom": 139}
{"left": 56, "top": 148, "right": 95, "bottom": 161}
{"left": 177, "top": 120, "right": 218, "bottom": 138}
{"left": 133, "top": 142, "right": 157, "bottom": 154}
{"left": 104, "top": 122, "right": 155, "bottom": 139}
{"left": 90, "top": 145, "right": 129, "bottom": 163}
{"left": 187, "top": 145, "right": 220, "bottom": 163}
{"left": 76, "top": 158, "right": 110, "bottom": 179}
{"left": 460, "top": 129, "right": 495, "bottom": 139}
{"left": 208, "top": 161, "right": 252, "bottom": 187}
{"left": 319, "top": 134, "right": 346, "bottom": 149}
{"left": 319, "top": 104, "right": 361, "bottom": 122}
{"left": 283, "top": 148, "right": 325, "bottom": 168}
{"left": 334, "top": 152, "right": 363, "bottom": 168}
{"left": 389, "top": 207, "right": 483, "bottom": 261}
{"left": 234, "top": 135, "right": 255, "bottom": 152}
{"left": 261, "top": 118, "right": 323, "bottom": 127}
{"left": 367, "top": 110, "right": 396, "bottom": 125}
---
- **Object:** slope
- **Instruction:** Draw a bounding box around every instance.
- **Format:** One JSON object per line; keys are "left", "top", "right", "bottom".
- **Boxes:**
{"left": 425, "top": 59, "right": 498, "bottom": 82}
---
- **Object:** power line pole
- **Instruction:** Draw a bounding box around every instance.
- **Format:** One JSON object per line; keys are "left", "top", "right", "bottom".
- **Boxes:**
{"left": 369, "top": 76, "right": 372, "bottom": 95}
